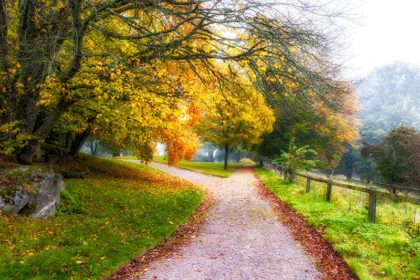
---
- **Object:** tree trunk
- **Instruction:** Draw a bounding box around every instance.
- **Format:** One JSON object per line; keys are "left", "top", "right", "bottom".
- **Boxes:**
{"left": 224, "top": 145, "right": 229, "bottom": 170}
{"left": 290, "top": 169, "right": 295, "bottom": 183}
{"left": 69, "top": 129, "right": 91, "bottom": 156}
{"left": 17, "top": 140, "right": 42, "bottom": 164}
{"left": 89, "top": 140, "right": 100, "bottom": 156}
{"left": 208, "top": 150, "right": 214, "bottom": 162}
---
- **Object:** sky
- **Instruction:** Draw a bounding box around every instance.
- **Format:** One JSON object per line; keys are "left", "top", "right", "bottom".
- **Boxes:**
{"left": 342, "top": 0, "right": 420, "bottom": 79}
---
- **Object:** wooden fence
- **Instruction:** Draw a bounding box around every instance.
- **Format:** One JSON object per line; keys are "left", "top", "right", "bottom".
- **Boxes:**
{"left": 261, "top": 160, "right": 420, "bottom": 223}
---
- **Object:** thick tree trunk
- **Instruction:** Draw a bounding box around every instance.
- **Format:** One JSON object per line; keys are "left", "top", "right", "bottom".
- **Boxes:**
{"left": 223, "top": 145, "right": 229, "bottom": 170}
{"left": 69, "top": 129, "right": 91, "bottom": 156}
{"left": 0, "top": 3, "right": 8, "bottom": 121}
{"left": 17, "top": 139, "right": 42, "bottom": 164}
{"left": 13, "top": 0, "right": 82, "bottom": 164}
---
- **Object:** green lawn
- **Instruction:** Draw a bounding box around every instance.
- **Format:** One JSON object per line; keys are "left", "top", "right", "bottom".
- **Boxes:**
{"left": 153, "top": 156, "right": 243, "bottom": 177}
{"left": 0, "top": 158, "right": 204, "bottom": 279}
{"left": 256, "top": 168, "right": 419, "bottom": 280}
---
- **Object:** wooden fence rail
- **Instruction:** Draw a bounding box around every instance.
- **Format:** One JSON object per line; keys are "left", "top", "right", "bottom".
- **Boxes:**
{"left": 261, "top": 160, "right": 420, "bottom": 223}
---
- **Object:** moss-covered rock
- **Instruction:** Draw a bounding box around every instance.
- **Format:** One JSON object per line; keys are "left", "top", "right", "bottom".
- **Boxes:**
{"left": 0, "top": 166, "right": 65, "bottom": 218}
{"left": 0, "top": 185, "right": 29, "bottom": 213}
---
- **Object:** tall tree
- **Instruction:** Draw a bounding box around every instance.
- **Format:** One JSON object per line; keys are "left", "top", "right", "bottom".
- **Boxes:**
{"left": 255, "top": 62, "right": 359, "bottom": 171}
{"left": 0, "top": 0, "right": 349, "bottom": 163}
{"left": 197, "top": 69, "right": 274, "bottom": 170}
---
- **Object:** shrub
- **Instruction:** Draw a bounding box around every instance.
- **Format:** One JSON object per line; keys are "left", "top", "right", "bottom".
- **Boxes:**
{"left": 57, "top": 189, "right": 87, "bottom": 214}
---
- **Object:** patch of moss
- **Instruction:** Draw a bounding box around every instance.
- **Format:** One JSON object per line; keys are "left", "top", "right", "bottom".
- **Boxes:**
{"left": 0, "top": 185, "right": 22, "bottom": 204}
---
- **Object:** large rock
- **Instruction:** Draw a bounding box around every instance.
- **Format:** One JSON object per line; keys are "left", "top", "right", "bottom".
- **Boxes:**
{"left": 0, "top": 185, "right": 30, "bottom": 213}
{"left": 0, "top": 166, "right": 65, "bottom": 218}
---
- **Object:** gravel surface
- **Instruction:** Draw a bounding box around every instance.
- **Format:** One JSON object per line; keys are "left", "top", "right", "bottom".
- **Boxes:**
{"left": 134, "top": 162, "right": 321, "bottom": 280}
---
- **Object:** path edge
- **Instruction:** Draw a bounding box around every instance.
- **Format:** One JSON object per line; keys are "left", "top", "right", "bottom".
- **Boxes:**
{"left": 107, "top": 190, "right": 215, "bottom": 280}
{"left": 254, "top": 170, "right": 359, "bottom": 280}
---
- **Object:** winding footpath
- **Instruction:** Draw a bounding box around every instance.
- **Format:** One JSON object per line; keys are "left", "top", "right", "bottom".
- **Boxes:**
{"left": 132, "top": 162, "right": 321, "bottom": 280}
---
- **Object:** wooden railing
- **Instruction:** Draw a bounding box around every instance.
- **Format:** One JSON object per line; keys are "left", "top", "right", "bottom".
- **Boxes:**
{"left": 261, "top": 160, "right": 420, "bottom": 223}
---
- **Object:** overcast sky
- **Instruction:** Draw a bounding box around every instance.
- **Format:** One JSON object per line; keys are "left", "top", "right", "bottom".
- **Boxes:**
{"left": 342, "top": 0, "right": 420, "bottom": 78}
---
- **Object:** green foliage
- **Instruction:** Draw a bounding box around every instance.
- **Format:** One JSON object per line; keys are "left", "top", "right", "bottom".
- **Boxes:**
{"left": 0, "top": 158, "right": 204, "bottom": 279}
{"left": 256, "top": 168, "right": 420, "bottom": 280}
{"left": 56, "top": 189, "right": 86, "bottom": 215}
{"left": 272, "top": 138, "right": 317, "bottom": 181}
{"left": 362, "top": 126, "right": 420, "bottom": 186}
{"left": 256, "top": 66, "right": 359, "bottom": 170}
{"left": 0, "top": 122, "right": 32, "bottom": 157}
{"left": 337, "top": 64, "right": 420, "bottom": 181}
{"left": 336, "top": 147, "right": 379, "bottom": 180}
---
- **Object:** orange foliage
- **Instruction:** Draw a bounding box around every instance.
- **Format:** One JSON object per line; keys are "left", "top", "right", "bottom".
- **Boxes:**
{"left": 159, "top": 104, "right": 201, "bottom": 166}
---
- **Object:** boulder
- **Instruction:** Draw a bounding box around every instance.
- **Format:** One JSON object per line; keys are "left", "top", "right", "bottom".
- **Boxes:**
{"left": 0, "top": 166, "right": 65, "bottom": 218}
{"left": 27, "top": 172, "right": 65, "bottom": 218}
{"left": 0, "top": 185, "right": 30, "bottom": 213}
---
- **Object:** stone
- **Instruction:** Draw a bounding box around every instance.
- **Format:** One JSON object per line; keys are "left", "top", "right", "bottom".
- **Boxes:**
{"left": 0, "top": 166, "right": 65, "bottom": 218}
{"left": 27, "top": 172, "right": 65, "bottom": 218}
{"left": 0, "top": 185, "right": 30, "bottom": 214}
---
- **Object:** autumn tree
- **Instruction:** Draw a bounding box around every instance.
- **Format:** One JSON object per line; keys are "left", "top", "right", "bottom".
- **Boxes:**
{"left": 0, "top": 0, "right": 351, "bottom": 164}
{"left": 254, "top": 58, "right": 360, "bottom": 172}
{"left": 362, "top": 126, "right": 420, "bottom": 187}
{"left": 196, "top": 69, "right": 275, "bottom": 170}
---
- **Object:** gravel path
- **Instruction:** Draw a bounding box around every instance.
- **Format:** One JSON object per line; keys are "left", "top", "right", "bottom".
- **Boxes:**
{"left": 134, "top": 162, "right": 321, "bottom": 280}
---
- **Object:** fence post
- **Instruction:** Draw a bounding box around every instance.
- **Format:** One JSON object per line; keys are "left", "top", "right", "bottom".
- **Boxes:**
{"left": 368, "top": 191, "right": 377, "bottom": 223}
{"left": 326, "top": 182, "right": 332, "bottom": 201}
{"left": 306, "top": 178, "right": 311, "bottom": 193}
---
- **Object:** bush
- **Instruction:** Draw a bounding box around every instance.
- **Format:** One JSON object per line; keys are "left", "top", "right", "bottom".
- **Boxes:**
{"left": 272, "top": 138, "right": 317, "bottom": 182}
{"left": 57, "top": 189, "right": 87, "bottom": 214}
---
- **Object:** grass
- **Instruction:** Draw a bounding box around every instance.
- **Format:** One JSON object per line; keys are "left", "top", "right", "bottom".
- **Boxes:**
{"left": 256, "top": 168, "right": 420, "bottom": 280}
{"left": 0, "top": 158, "right": 204, "bottom": 279}
{"left": 153, "top": 156, "right": 243, "bottom": 177}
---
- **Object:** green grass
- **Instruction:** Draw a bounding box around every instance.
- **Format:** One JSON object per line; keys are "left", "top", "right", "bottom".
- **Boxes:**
{"left": 256, "top": 168, "right": 420, "bottom": 280}
{"left": 153, "top": 156, "right": 243, "bottom": 177}
{"left": 0, "top": 158, "right": 204, "bottom": 279}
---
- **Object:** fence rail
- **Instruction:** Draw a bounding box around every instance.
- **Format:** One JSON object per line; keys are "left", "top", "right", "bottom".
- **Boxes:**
{"left": 261, "top": 160, "right": 420, "bottom": 223}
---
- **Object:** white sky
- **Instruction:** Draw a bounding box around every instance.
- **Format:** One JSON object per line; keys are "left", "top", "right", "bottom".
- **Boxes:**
{"left": 342, "top": 0, "right": 420, "bottom": 78}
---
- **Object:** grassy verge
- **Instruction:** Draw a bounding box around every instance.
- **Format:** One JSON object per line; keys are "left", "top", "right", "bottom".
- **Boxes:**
{"left": 153, "top": 156, "right": 243, "bottom": 178}
{"left": 256, "top": 168, "right": 419, "bottom": 280}
{"left": 0, "top": 158, "right": 204, "bottom": 279}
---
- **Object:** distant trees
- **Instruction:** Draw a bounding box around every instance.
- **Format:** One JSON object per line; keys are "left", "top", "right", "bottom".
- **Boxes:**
{"left": 337, "top": 63, "right": 420, "bottom": 180}
{"left": 362, "top": 126, "right": 420, "bottom": 187}
{"left": 357, "top": 64, "right": 420, "bottom": 143}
